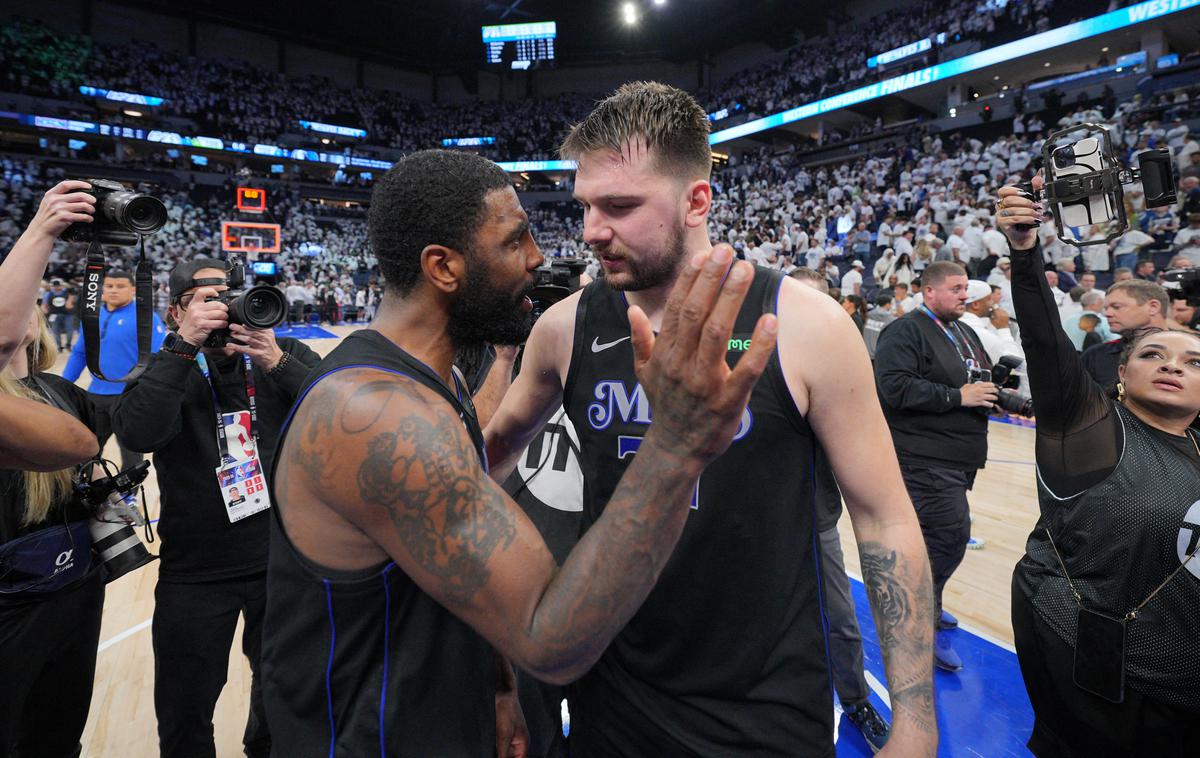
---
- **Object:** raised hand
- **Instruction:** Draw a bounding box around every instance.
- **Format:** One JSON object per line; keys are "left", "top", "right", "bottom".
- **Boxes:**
{"left": 628, "top": 244, "right": 778, "bottom": 465}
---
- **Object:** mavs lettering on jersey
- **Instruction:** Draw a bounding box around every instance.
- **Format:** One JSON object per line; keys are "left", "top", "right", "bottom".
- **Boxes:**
{"left": 587, "top": 379, "right": 753, "bottom": 440}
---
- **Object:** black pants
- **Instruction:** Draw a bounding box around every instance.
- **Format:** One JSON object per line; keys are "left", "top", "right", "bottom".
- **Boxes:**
{"left": 90, "top": 392, "right": 145, "bottom": 472}
{"left": 818, "top": 525, "right": 869, "bottom": 705}
{"left": 0, "top": 570, "right": 105, "bottom": 758}
{"left": 1011, "top": 579, "right": 1193, "bottom": 757}
{"left": 153, "top": 574, "right": 271, "bottom": 758}
{"left": 900, "top": 465, "right": 973, "bottom": 623}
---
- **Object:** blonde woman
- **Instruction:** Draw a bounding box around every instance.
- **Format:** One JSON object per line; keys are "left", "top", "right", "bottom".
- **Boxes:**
{"left": 0, "top": 306, "right": 105, "bottom": 758}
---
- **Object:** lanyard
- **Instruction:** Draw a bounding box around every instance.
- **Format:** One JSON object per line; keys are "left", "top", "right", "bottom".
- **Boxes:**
{"left": 196, "top": 353, "right": 259, "bottom": 463}
{"left": 919, "top": 305, "right": 981, "bottom": 370}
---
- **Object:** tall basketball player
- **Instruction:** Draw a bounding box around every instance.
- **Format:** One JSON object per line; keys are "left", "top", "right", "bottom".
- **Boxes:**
{"left": 260, "top": 149, "right": 778, "bottom": 756}
{"left": 484, "top": 82, "right": 938, "bottom": 756}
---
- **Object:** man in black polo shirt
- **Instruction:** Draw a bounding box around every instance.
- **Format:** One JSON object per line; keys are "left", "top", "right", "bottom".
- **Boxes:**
{"left": 112, "top": 258, "right": 320, "bottom": 758}
{"left": 874, "top": 261, "right": 995, "bottom": 674}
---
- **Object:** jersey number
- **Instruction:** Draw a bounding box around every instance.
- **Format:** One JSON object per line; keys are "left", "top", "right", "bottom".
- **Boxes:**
{"left": 618, "top": 435, "right": 700, "bottom": 510}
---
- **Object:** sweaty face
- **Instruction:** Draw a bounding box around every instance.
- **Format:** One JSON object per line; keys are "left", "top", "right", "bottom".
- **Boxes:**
{"left": 1119, "top": 331, "right": 1200, "bottom": 417}
{"left": 447, "top": 187, "right": 543, "bottom": 347}
{"left": 573, "top": 145, "right": 696, "bottom": 292}
{"left": 1104, "top": 290, "right": 1155, "bottom": 335}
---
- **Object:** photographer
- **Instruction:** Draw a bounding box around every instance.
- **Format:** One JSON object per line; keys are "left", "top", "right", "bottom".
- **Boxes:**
{"left": 998, "top": 180, "right": 1199, "bottom": 755}
{"left": 1, "top": 305, "right": 104, "bottom": 758}
{"left": 873, "top": 260, "right": 994, "bottom": 673}
{"left": 111, "top": 258, "right": 319, "bottom": 758}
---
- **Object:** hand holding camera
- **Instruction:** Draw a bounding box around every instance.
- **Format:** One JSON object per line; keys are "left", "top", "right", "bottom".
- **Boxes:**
{"left": 226, "top": 323, "right": 284, "bottom": 371}
{"left": 177, "top": 286, "right": 230, "bottom": 347}
{"left": 959, "top": 381, "right": 999, "bottom": 409}
{"left": 26, "top": 180, "right": 97, "bottom": 242}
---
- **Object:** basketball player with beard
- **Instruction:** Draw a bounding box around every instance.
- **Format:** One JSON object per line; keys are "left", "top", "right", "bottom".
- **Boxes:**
{"left": 484, "top": 83, "right": 937, "bottom": 756}
{"left": 261, "top": 149, "right": 778, "bottom": 756}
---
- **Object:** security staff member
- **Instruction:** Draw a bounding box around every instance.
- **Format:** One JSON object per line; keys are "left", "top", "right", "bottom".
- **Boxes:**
{"left": 874, "top": 260, "right": 994, "bottom": 673}
{"left": 112, "top": 258, "right": 320, "bottom": 758}
{"left": 62, "top": 270, "right": 167, "bottom": 471}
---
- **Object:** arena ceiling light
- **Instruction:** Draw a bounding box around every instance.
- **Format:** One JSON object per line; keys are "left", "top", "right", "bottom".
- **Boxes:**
{"left": 622, "top": 2, "right": 639, "bottom": 25}
{"left": 709, "top": 0, "right": 1199, "bottom": 146}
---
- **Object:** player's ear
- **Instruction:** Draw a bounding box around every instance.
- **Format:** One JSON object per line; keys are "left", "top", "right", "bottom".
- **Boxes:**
{"left": 420, "top": 244, "right": 467, "bottom": 295}
{"left": 683, "top": 180, "right": 711, "bottom": 229}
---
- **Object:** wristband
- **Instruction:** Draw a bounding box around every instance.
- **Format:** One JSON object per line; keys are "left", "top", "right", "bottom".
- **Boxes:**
{"left": 267, "top": 351, "right": 291, "bottom": 376}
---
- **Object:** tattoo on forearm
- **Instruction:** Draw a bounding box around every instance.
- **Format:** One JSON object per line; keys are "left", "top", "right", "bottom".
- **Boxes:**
{"left": 860, "top": 548, "right": 911, "bottom": 649}
{"left": 860, "top": 540, "right": 937, "bottom": 738}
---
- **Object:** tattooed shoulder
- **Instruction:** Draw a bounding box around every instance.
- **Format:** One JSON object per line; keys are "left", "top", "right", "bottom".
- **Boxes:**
{"left": 296, "top": 369, "right": 517, "bottom": 605}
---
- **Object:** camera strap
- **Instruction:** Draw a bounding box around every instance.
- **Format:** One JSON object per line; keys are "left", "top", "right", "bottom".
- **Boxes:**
{"left": 196, "top": 352, "right": 258, "bottom": 463}
{"left": 80, "top": 237, "right": 155, "bottom": 383}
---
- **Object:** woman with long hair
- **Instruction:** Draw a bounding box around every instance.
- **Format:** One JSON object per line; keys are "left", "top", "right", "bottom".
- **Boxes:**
{"left": 0, "top": 307, "right": 106, "bottom": 758}
{"left": 885, "top": 253, "right": 916, "bottom": 287}
{"left": 997, "top": 178, "right": 1199, "bottom": 756}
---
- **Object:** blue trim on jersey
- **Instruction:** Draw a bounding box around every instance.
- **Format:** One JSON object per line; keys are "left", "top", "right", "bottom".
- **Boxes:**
{"left": 324, "top": 578, "right": 338, "bottom": 758}
{"left": 809, "top": 446, "right": 838, "bottom": 708}
{"left": 379, "top": 563, "right": 395, "bottom": 758}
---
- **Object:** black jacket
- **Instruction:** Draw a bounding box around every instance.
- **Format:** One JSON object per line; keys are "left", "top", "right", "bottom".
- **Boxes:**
{"left": 112, "top": 339, "right": 320, "bottom": 582}
{"left": 1080, "top": 337, "right": 1123, "bottom": 390}
{"left": 873, "top": 309, "right": 990, "bottom": 471}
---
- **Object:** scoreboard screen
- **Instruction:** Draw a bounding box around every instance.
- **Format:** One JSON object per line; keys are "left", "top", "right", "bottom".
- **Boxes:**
{"left": 482, "top": 21, "right": 556, "bottom": 66}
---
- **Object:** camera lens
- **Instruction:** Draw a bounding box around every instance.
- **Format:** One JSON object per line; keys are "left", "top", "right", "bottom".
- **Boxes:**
{"left": 1052, "top": 146, "right": 1075, "bottom": 169}
{"left": 229, "top": 286, "right": 287, "bottom": 329}
{"left": 105, "top": 191, "right": 167, "bottom": 234}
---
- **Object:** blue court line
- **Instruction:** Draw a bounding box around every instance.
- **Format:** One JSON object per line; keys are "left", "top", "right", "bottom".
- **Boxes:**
{"left": 275, "top": 324, "right": 340, "bottom": 339}
{"left": 835, "top": 577, "right": 1034, "bottom": 757}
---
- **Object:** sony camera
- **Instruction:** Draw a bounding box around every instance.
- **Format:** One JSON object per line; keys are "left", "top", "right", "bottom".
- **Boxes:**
{"left": 60, "top": 178, "right": 168, "bottom": 246}
{"left": 75, "top": 460, "right": 156, "bottom": 583}
{"left": 529, "top": 258, "right": 589, "bottom": 322}
{"left": 968, "top": 355, "right": 1034, "bottom": 416}
{"left": 203, "top": 256, "right": 288, "bottom": 348}
{"left": 1015, "top": 123, "right": 1177, "bottom": 247}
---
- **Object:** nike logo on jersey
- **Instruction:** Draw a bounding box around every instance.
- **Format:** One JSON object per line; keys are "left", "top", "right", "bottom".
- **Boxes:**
{"left": 591, "top": 336, "right": 630, "bottom": 353}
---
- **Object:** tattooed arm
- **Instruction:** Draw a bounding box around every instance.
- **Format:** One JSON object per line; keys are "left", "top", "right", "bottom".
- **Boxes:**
{"left": 776, "top": 277, "right": 937, "bottom": 755}
{"left": 282, "top": 251, "right": 778, "bottom": 684}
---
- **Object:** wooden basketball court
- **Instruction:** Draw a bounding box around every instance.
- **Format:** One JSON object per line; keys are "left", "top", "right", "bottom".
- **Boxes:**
{"left": 52, "top": 326, "right": 1042, "bottom": 757}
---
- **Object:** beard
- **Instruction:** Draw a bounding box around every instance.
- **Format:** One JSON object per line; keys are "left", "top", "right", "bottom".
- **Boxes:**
{"left": 599, "top": 220, "right": 687, "bottom": 292}
{"left": 447, "top": 257, "right": 535, "bottom": 348}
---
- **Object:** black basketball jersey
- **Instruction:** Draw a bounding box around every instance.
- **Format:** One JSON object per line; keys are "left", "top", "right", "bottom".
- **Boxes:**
{"left": 563, "top": 268, "right": 833, "bottom": 756}
{"left": 1015, "top": 403, "right": 1200, "bottom": 712}
{"left": 262, "top": 329, "right": 497, "bottom": 757}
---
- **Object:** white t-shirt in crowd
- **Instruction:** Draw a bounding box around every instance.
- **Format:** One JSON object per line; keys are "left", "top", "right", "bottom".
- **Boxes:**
{"left": 840, "top": 268, "right": 863, "bottom": 296}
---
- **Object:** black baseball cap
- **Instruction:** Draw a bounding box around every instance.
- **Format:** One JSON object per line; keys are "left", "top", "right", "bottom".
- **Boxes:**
{"left": 168, "top": 258, "right": 227, "bottom": 301}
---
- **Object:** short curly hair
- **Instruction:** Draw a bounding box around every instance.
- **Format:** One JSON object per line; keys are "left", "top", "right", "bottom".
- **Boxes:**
{"left": 369, "top": 150, "right": 513, "bottom": 295}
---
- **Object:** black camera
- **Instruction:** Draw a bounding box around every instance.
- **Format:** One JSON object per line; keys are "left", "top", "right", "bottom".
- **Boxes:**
{"left": 61, "top": 179, "right": 168, "bottom": 246}
{"left": 529, "top": 258, "right": 588, "bottom": 322}
{"left": 1163, "top": 268, "right": 1200, "bottom": 307}
{"left": 203, "top": 256, "right": 288, "bottom": 348}
{"left": 968, "top": 356, "right": 1034, "bottom": 416}
{"left": 75, "top": 460, "right": 156, "bottom": 583}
